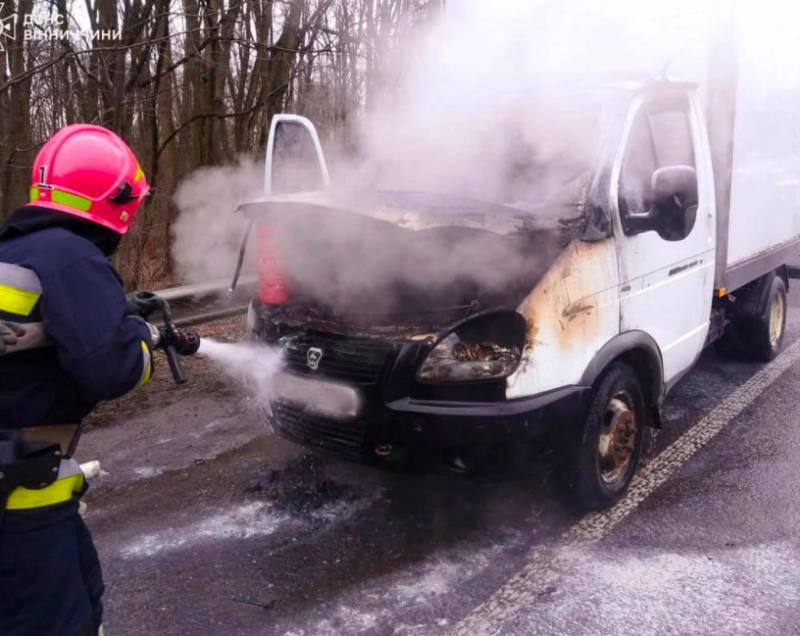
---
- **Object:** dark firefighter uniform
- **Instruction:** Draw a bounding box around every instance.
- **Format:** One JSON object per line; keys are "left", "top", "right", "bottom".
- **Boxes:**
{"left": 0, "top": 206, "right": 154, "bottom": 636}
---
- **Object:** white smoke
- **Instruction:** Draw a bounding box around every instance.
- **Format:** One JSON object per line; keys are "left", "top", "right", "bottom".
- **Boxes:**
{"left": 170, "top": 0, "right": 800, "bottom": 290}
{"left": 171, "top": 158, "right": 262, "bottom": 284}
{"left": 354, "top": 1, "right": 693, "bottom": 197}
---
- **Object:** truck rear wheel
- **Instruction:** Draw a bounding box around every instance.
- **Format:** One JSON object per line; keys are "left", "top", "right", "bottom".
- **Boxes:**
{"left": 717, "top": 274, "right": 787, "bottom": 362}
{"left": 562, "top": 362, "right": 645, "bottom": 511}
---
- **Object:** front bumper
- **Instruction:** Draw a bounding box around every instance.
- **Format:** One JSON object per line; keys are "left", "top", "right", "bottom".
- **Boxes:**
{"left": 255, "top": 309, "right": 590, "bottom": 462}
{"left": 267, "top": 378, "right": 590, "bottom": 462}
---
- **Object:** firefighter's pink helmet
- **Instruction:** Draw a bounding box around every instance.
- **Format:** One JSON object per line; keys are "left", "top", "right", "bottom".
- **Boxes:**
{"left": 27, "top": 124, "right": 149, "bottom": 234}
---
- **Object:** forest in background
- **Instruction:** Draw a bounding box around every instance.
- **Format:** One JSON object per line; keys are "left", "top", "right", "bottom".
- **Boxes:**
{"left": 0, "top": 0, "right": 444, "bottom": 285}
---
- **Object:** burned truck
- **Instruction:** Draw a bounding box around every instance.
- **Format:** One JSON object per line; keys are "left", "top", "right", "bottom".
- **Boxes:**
{"left": 233, "top": 70, "right": 800, "bottom": 509}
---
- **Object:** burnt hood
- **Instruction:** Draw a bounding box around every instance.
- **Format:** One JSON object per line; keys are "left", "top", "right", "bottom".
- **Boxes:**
{"left": 238, "top": 190, "right": 567, "bottom": 330}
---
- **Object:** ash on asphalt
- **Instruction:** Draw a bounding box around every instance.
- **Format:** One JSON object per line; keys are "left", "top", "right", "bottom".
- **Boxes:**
{"left": 243, "top": 454, "right": 359, "bottom": 516}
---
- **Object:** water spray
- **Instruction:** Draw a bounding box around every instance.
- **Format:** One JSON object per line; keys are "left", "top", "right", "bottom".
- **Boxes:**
{"left": 196, "top": 338, "right": 284, "bottom": 404}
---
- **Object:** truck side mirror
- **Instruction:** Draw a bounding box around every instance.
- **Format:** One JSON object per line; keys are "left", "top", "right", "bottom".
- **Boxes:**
{"left": 651, "top": 165, "right": 698, "bottom": 208}
{"left": 650, "top": 165, "right": 699, "bottom": 241}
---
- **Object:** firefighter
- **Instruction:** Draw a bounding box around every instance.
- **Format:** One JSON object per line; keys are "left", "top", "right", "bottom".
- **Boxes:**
{"left": 0, "top": 124, "right": 198, "bottom": 636}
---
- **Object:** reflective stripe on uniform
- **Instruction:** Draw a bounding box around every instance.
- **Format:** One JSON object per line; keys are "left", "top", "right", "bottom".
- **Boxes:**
{"left": 137, "top": 340, "right": 152, "bottom": 386}
{"left": 0, "top": 285, "right": 39, "bottom": 315}
{"left": 0, "top": 263, "right": 43, "bottom": 293}
{"left": 6, "top": 458, "right": 85, "bottom": 510}
{"left": 0, "top": 263, "right": 42, "bottom": 316}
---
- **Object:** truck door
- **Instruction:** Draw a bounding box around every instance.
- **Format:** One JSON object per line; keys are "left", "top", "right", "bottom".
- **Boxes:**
{"left": 613, "top": 88, "right": 715, "bottom": 385}
{"left": 264, "top": 114, "right": 330, "bottom": 195}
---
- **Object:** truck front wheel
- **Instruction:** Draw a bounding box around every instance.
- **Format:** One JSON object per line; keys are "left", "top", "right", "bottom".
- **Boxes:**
{"left": 562, "top": 362, "right": 645, "bottom": 511}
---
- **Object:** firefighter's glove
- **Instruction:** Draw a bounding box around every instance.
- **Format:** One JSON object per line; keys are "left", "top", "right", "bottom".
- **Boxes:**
{"left": 158, "top": 326, "right": 201, "bottom": 356}
{"left": 0, "top": 322, "right": 25, "bottom": 354}
{"left": 125, "top": 291, "right": 162, "bottom": 319}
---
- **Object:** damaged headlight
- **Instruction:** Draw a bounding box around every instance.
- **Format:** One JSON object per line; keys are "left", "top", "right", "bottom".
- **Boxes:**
{"left": 417, "top": 311, "right": 527, "bottom": 383}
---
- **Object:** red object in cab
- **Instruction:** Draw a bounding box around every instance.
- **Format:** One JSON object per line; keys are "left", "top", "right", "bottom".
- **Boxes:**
{"left": 256, "top": 223, "right": 290, "bottom": 304}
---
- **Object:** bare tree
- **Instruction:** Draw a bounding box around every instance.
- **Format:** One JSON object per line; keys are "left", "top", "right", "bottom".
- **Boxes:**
{"left": 0, "top": 0, "right": 440, "bottom": 286}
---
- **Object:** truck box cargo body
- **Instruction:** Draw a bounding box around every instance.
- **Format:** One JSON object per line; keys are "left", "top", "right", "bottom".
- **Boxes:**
{"left": 234, "top": 41, "right": 800, "bottom": 509}
{"left": 714, "top": 42, "right": 800, "bottom": 292}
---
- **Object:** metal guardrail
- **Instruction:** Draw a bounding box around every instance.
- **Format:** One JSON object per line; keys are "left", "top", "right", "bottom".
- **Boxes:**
{"left": 172, "top": 305, "right": 250, "bottom": 328}
{"left": 153, "top": 275, "right": 257, "bottom": 327}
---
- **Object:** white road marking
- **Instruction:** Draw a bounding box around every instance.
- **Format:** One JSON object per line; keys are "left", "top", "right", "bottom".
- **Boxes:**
{"left": 451, "top": 336, "right": 800, "bottom": 636}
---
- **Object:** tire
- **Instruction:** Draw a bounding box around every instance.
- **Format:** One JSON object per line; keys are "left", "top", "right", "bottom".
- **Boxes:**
{"left": 717, "top": 275, "right": 787, "bottom": 362}
{"left": 561, "top": 362, "right": 646, "bottom": 511}
{"left": 747, "top": 274, "right": 787, "bottom": 361}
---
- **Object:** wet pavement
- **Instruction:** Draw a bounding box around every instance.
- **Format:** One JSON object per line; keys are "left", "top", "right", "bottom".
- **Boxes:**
{"left": 77, "top": 286, "right": 800, "bottom": 636}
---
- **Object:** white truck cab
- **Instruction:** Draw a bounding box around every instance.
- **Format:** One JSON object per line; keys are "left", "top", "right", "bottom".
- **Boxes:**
{"left": 508, "top": 82, "right": 717, "bottom": 402}
{"left": 234, "top": 74, "right": 799, "bottom": 510}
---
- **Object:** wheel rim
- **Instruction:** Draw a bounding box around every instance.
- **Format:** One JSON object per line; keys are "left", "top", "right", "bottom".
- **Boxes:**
{"left": 769, "top": 291, "right": 785, "bottom": 348}
{"left": 598, "top": 392, "right": 638, "bottom": 485}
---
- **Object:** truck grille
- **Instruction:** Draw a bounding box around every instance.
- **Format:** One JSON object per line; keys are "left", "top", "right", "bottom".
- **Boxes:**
{"left": 270, "top": 400, "right": 367, "bottom": 461}
{"left": 282, "top": 332, "right": 394, "bottom": 385}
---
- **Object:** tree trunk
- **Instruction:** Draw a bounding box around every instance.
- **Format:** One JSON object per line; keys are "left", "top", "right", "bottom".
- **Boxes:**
{"left": 0, "top": 0, "right": 34, "bottom": 217}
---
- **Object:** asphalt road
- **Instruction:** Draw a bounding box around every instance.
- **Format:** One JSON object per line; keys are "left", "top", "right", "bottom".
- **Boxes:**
{"left": 77, "top": 286, "right": 800, "bottom": 636}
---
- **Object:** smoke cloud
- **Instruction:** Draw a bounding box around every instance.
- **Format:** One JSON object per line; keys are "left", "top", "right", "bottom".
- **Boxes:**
{"left": 171, "top": 0, "right": 799, "bottom": 317}
{"left": 171, "top": 157, "right": 263, "bottom": 283}
{"left": 257, "top": 196, "right": 564, "bottom": 321}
